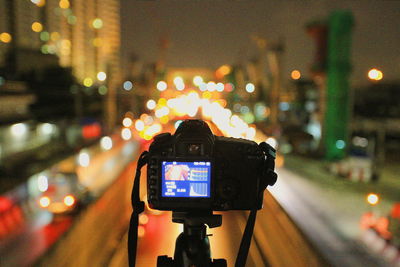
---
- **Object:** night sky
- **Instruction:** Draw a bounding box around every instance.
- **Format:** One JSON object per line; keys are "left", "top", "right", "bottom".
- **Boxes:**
{"left": 121, "top": 0, "right": 400, "bottom": 87}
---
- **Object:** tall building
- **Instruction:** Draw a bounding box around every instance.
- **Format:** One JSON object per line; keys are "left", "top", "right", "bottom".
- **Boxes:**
{"left": 0, "top": 0, "right": 121, "bottom": 86}
{"left": 0, "top": 0, "right": 121, "bottom": 129}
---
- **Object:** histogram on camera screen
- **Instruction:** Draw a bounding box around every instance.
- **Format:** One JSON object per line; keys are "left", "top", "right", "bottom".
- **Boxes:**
{"left": 161, "top": 161, "right": 211, "bottom": 197}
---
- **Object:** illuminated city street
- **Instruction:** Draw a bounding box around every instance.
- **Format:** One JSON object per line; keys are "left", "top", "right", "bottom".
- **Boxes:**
{"left": 1, "top": 1, "right": 400, "bottom": 267}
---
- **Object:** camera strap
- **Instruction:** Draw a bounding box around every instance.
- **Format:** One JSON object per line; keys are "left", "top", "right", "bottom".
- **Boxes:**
{"left": 128, "top": 151, "right": 149, "bottom": 267}
{"left": 235, "top": 208, "right": 257, "bottom": 267}
{"left": 235, "top": 141, "right": 276, "bottom": 266}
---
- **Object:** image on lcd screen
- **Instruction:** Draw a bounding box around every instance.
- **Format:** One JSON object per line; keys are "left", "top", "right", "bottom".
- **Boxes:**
{"left": 161, "top": 161, "right": 211, "bottom": 198}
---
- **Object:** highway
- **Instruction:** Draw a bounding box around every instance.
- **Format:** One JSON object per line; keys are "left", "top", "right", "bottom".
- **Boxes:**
{"left": 0, "top": 124, "right": 391, "bottom": 267}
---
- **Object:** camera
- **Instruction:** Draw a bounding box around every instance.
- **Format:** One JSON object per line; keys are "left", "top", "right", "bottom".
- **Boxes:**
{"left": 146, "top": 119, "right": 277, "bottom": 211}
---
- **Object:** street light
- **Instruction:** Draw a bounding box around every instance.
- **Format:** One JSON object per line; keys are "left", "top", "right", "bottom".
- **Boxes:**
{"left": 97, "top": 72, "right": 107, "bottom": 81}
{"left": 366, "top": 193, "right": 379, "bottom": 206}
{"left": 368, "top": 68, "right": 383, "bottom": 81}
{"left": 193, "top": 76, "right": 203, "bottom": 86}
{"left": 157, "top": 81, "right": 167, "bottom": 91}
{"left": 245, "top": 83, "right": 255, "bottom": 93}
{"left": 291, "top": 70, "right": 301, "bottom": 80}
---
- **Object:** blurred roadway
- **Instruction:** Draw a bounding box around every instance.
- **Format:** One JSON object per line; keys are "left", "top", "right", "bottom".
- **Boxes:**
{"left": 2, "top": 123, "right": 392, "bottom": 267}
{"left": 0, "top": 136, "right": 138, "bottom": 267}
{"left": 270, "top": 168, "right": 389, "bottom": 267}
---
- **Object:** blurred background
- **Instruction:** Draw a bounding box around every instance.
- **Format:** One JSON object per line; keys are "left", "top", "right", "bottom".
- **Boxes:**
{"left": 0, "top": 0, "right": 399, "bottom": 266}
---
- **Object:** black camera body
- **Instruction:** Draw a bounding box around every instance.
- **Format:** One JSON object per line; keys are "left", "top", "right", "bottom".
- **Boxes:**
{"left": 147, "top": 120, "right": 277, "bottom": 211}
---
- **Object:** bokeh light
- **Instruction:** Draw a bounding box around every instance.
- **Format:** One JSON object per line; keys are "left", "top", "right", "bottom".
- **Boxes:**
{"left": 146, "top": 100, "right": 157, "bottom": 110}
{"left": 245, "top": 83, "right": 255, "bottom": 93}
{"left": 157, "top": 81, "right": 167, "bottom": 91}
{"left": 368, "top": 68, "right": 383, "bottom": 81}
{"left": 97, "top": 72, "right": 107, "bottom": 81}
{"left": 123, "top": 81, "right": 133, "bottom": 91}
{"left": 92, "top": 18, "right": 103, "bottom": 29}
{"left": 100, "top": 136, "right": 113, "bottom": 150}
{"left": 0, "top": 32, "right": 12, "bottom": 43}
{"left": 83, "top": 77, "right": 93, "bottom": 87}
{"left": 291, "top": 70, "right": 301, "bottom": 80}
{"left": 367, "top": 193, "right": 379, "bottom": 205}
{"left": 59, "top": 0, "right": 70, "bottom": 9}
{"left": 32, "top": 22, "right": 43, "bottom": 32}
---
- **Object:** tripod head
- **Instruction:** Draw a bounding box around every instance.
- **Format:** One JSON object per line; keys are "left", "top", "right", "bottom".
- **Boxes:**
{"left": 157, "top": 211, "right": 227, "bottom": 267}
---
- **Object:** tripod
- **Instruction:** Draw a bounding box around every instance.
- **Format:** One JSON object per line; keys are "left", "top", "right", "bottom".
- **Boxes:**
{"left": 157, "top": 211, "right": 227, "bottom": 267}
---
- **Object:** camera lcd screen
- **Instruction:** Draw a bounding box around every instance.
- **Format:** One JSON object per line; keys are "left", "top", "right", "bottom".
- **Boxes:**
{"left": 161, "top": 161, "right": 211, "bottom": 198}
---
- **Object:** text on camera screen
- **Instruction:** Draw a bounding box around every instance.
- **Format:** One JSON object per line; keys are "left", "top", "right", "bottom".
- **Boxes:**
{"left": 161, "top": 161, "right": 211, "bottom": 198}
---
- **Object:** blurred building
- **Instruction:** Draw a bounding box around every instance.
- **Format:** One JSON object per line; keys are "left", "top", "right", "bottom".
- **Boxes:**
{"left": 0, "top": 0, "right": 121, "bottom": 130}
{"left": 0, "top": 80, "right": 35, "bottom": 123}
{"left": 0, "top": 0, "right": 121, "bottom": 85}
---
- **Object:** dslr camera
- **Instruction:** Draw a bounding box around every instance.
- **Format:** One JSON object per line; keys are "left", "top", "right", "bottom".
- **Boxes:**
{"left": 146, "top": 119, "right": 277, "bottom": 211}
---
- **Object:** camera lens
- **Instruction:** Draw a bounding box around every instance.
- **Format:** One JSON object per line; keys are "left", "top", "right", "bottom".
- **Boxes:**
{"left": 188, "top": 144, "right": 201, "bottom": 155}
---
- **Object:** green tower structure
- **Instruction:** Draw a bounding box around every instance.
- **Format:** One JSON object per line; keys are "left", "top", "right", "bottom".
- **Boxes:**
{"left": 325, "top": 10, "right": 354, "bottom": 160}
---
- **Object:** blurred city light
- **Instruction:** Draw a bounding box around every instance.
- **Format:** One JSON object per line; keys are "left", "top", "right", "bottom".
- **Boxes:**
{"left": 146, "top": 100, "right": 156, "bottom": 110}
{"left": 0, "top": 32, "right": 12, "bottom": 43}
{"left": 173, "top": 76, "right": 184, "bottom": 85}
{"left": 31, "top": 22, "right": 43, "bottom": 32}
{"left": 279, "top": 102, "right": 290, "bottom": 111}
{"left": 199, "top": 83, "right": 207, "bottom": 91}
{"left": 64, "top": 195, "right": 75, "bottom": 207}
{"left": 122, "top": 117, "right": 133, "bottom": 127}
{"left": 78, "top": 152, "right": 90, "bottom": 167}
{"left": 156, "top": 81, "right": 167, "bottom": 91}
{"left": 368, "top": 68, "right": 383, "bottom": 81}
{"left": 245, "top": 83, "right": 255, "bottom": 93}
{"left": 291, "top": 70, "right": 301, "bottom": 80}
{"left": 225, "top": 83, "right": 234, "bottom": 92}
{"left": 59, "top": 0, "right": 70, "bottom": 9}
{"left": 83, "top": 77, "right": 93, "bottom": 87}
{"left": 121, "top": 128, "right": 132, "bottom": 140}
{"left": 40, "top": 31, "right": 50, "bottom": 41}
{"left": 352, "top": 136, "right": 368, "bottom": 147}
{"left": 37, "top": 175, "right": 49, "bottom": 192}
{"left": 176, "top": 83, "right": 185, "bottom": 91}
{"left": 39, "top": 196, "right": 50, "bottom": 208}
{"left": 216, "top": 64, "right": 231, "bottom": 78}
{"left": 207, "top": 81, "right": 216, "bottom": 92}
{"left": 155, "top": 107, "right": 170, "bottom": 118}
{"left": 39, "top": 123, "right": 55, "bottom": 135}
{"left": 216, "top": 83, "right": 224, "bottom": 92}
{"left": 367, "top": 193, "right": 379, "bottom": 206}
{"left": 100, "top": 136, "right": 113, "bottom": 150}
{"left": 135, "top": 120, "right": 145, "bottom": 131}
{"left": 335, "top": 140, "right": 346, "bottom": 149}
{"left": 174, "top": 77, "right": 185, "bottom": 91}
{"left": 123, "top": 81, "right": 133, "bottom": 91}
{"left": 92, "top": 18, "right": 103, "bottom": 29}
{"left": 98, "top": 85, "right": 107, "bottom": 95}
{"left": 11, "top": 123, "right": 28, "bottom": 137}
{"left": 97, "top": 72, "right": 107, "bottom": 81}
{"left": 193, "top": 76, "right": 204, "bottom": 86}
{"left": 50, "top": 32, "right": 60, "bottom": 41}
{"left": 67, "top": 15, "right": 77, "bottom": 25}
